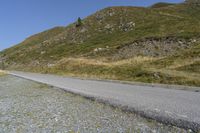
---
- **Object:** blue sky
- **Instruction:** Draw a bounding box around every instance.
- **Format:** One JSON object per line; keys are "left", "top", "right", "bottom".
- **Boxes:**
{"left": 0, "top": 0, "right": 184, "bottom": 51}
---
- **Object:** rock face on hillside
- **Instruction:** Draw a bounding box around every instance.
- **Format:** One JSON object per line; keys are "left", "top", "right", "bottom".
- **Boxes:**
{"left": 113, "top": 38, "right": 199, "bottom": 60}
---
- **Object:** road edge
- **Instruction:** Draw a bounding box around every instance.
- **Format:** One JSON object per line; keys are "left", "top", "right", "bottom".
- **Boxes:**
{"left": 9, "top": 72, "right": 200, "bottom": 132}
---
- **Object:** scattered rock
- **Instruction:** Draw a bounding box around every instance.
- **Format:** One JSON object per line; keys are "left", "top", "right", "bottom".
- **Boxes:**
{"left": 80, "top": 27, "right": 87, "bottom": 33}
{"left": 41, "top": 51, "right": 46, "bottom": 55}
{"left": 119, "top": 21, "right": 136, "bottom": 32}
{"left": 94, "top": 47, "right": 109, "bottom": 52}
{"left": 153, "top": 73, "right": 160, "bottom": 79}
{"left": 104, "top": 24, "right": 115, "bottom": 33}
{"left": 47, "top": 63, "right": 55, "bottom": 68}
{"left": 95, "top": 13, "right": 105, "bottom": 21}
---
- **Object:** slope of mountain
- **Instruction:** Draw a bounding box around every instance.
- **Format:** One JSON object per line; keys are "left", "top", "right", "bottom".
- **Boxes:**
{"left": 0, "top": 1, "right": 200, "bottom": 86}
{"left": 150, "top": 2, "right": 175, "bottom": 8}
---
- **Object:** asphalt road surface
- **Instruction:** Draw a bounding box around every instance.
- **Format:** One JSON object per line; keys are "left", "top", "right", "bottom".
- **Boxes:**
{"left": 9, "top": 71, "right": 200, "bottom": 132}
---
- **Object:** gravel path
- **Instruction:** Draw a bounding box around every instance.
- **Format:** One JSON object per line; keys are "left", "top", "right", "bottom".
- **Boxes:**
{"left": 9, "top": 71, "right": 200, "bottom": 132}
{"left": 0, "top": 75, "right": 188, "bottom": 132}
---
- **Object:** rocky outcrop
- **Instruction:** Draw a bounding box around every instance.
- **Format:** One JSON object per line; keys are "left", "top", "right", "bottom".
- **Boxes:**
{"left": 112, "top": 37, "right": 199, "bottom": 60}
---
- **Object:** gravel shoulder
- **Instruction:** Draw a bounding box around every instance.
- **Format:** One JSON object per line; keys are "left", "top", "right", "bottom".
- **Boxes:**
{"left": 9, "top": 71, "right": 200, "bottom": 132}
{"left": 0, "top": 75, "right": 188, "bottom": 132}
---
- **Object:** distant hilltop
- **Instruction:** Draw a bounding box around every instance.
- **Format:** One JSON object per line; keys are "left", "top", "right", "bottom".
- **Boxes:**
{"left": 185, "top": 0, "right": 200, "bottom": 5}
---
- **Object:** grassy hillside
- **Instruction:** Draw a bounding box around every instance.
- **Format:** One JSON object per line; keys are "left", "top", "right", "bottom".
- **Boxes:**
{"left": 0, "top": 1, "right": 200, "bottom": 86}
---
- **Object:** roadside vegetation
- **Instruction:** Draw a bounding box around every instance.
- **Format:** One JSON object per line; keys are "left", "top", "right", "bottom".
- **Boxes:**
{"left": 11, "top": 43, "right": 200, "bottom": 86}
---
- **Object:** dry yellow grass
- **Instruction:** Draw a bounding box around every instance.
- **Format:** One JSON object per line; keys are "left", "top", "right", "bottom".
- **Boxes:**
{"left": 0, "top": 70, "right": 7, "bottom": 76}
{"left": 165, "top": 58, "right": 200, "bottom": 69}
{"left": 148, "top": 68, "right": 200, "bottom": 81}
{"left": 57, "top": 56, "right": 157, "bottom": 67}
